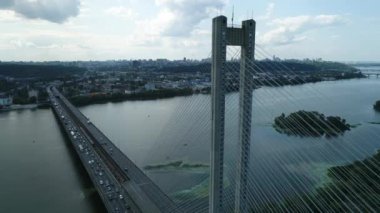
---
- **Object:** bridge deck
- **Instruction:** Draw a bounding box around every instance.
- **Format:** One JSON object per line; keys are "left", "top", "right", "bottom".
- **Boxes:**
{"left": 49, "top": 87, "right": 179, "bottom": 213}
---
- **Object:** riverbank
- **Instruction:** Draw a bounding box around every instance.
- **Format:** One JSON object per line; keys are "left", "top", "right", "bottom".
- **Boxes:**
{"left": 66, "top": 74, "right": 365, "bottom": 107}
{"left": 0, "top": 104, "right": 38, "bottom": 112}
{"left": 0, "top": 102, "right": 52, "bottom": 112}
{"left": 69, "top": 88, "right": 194, "bottom": 106}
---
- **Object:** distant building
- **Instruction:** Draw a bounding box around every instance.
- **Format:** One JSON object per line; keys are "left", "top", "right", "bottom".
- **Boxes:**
{"left": 111, "top": 88, "right": 122, "bottom": 94}
{"left": 144, "top": 82, "right": 156, "bottom": 91}
{"left": 132, "top": 60, "right": 141, "bottom": 69}
{"left": 272, "top": 55, "right": 281, "bottom": 61}
{"left": 28, "top": 89, "right": 39, "bottom": 98}
{"left": 0, "top": 94, "right": 12, "bottom": 109}
{"left": 124, "top": 90, "right": 133, "bottom": 95}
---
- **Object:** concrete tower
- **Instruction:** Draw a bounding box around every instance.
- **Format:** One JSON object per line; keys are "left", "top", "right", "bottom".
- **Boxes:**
{"left": 210, "top": 16, "right": 256, "bottom": 213}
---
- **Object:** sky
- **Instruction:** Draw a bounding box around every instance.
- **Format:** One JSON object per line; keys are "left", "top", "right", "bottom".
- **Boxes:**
{"left": 0, "top": 0, "right": 379, "bottom": 62}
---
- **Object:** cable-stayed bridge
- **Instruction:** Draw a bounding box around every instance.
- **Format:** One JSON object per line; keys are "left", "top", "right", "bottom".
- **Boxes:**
{"left": 48, "top": 15, "right": 380, "bottom": 213}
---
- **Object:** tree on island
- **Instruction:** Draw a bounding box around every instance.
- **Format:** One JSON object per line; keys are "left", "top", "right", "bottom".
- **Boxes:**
{"left": 257, "top": 149, "right": 380, "bottom": 212}
{"left": 273, "top": 110, "right": 351, "bottom": 137}
{"left": 373, "top": 100, "right": 380, "bottom": 112}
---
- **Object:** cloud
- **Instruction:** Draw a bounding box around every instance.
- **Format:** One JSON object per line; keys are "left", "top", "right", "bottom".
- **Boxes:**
{"left": 105, "top": 6, "right": 135, "bottom": 20}
{"left": 152, "top": 0, "right": 226, "bottom": 37}
{"left": 258, "top": 2, "right": 275, "bottom": 20}
{"left": 0, "top": 0, "right": 13, "bottom": 8}
{"left": 0, "top": 10, "right": 20, "bottom": 21}
{"left": 10, "top": 39, "right": 37, "bottom": 48}
{"left": 0, "top": 0, "right": 80, "bottom": 23}
{"left": 129, "top": 0, "right": 225, "bottom": 48}
{"left": 259, "top": 14, "right": 346, "bottom": 46}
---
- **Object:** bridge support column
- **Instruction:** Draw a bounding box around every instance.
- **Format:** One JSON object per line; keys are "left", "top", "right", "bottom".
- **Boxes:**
{"left": 235, "top": 19, "right": 255, "bottom": 213}
{"left": 210, "top": 15, "right": 256, "bottom": 213}
{"left": 210, "top": 15, "right": 227, "bottom": 213}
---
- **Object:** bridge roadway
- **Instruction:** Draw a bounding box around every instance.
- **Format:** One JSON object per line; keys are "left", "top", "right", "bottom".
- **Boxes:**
{"left": 48, "top": 87, "right": 179, "bottom": 213}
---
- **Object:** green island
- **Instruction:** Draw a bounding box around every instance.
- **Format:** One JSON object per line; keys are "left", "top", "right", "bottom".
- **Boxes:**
{"left": 373, "top": 100, "right": 380, "bottom": 112}
{"left": 172, "top": 176, "right": 231, "bottom": 203}
{"left": 143, "top": 160, "right": 209, "bottom": 171}
{"left": 259, "top": 150, "right": 380, "bottom": 212}
{"left": 369, "top": 121, "right": 380, "bottom": 125}
{"left": 273, "top": 111, "right": 351, "bottom": 137}
{"left": 143, "top": 160, "right": 213, "bottom": 202}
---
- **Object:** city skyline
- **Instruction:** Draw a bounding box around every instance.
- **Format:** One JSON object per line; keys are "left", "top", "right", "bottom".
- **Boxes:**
{"left": 0, "top": 0, "right": 379, "bottom": 62}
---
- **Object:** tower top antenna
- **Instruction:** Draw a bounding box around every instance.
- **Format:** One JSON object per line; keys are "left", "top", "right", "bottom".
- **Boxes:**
{"left": 231, "top": 5, "right": 235, "bottom": 27}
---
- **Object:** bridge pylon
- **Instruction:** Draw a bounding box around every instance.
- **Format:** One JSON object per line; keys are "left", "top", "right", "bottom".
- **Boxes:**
{"left": 210, "top": 15, "right": 256, "bottom": 213}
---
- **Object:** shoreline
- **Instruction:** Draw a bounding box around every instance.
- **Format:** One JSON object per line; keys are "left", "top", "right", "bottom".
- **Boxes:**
{"left": 0, "top": 104, "right": 38, "bottom": 112}
{"left": 73, "top": 76, "right": 367, "bottom": 107}
{"left": 70, "top": 88, "right": 195, "bottom": 107}
{"left": 0, "top": 76, "right": 369, "bottom": 110}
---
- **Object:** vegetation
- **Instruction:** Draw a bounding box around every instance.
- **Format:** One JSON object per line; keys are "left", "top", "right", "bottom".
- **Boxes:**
{"left": 257, "top": 59, "right": 359, "bottom": 73}
{"left": 37, "top": 88, "right": 49, "bottom": 102}
{"left": 11, "top": 87, "right": 34, "bottom": 105}
{"left": 143, "top": 160, "right": 209, "bottom": 171}
{"left": 373, "top": 100, "right": 380, "bottom": 112}
{"left": 0, "top": 63, "right": 84, "bottom": 79}
{"left": 369, "top": 122, "right": 380, "bottom": 125}
{"left": 156, "top": 59, "right": 360, "bottom": 74}
{"left": 172, "top": 176, "right": 231, "bottom": 203}
{"left": 253, "top": 71, "right": 364, "bottom": 87}
{"left": 258, "top": 150, "right": 380, "bottom": 212}
{"left": 273, "top": 111, "right": 351, "bottom": 137}
{"left": 0, "top": 79, "right": 16, "bottom": 92}
{"left": 70, "top": 88, "right": 194, "bottom": 106}
{"left": 156, "top": 63, "right": 211, "bottom": 73}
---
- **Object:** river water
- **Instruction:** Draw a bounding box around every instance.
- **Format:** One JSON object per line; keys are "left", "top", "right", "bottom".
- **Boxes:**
{"left": 1, "top": 70, "right": 380, "bottom": 212}
{"left": 0, "top": 109, "right": 106, "bottom": 212}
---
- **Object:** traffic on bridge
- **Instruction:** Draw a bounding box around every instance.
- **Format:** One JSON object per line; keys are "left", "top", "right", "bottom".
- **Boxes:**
{"left": 48, "top": 86, "right": 179, "bottom": 213}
